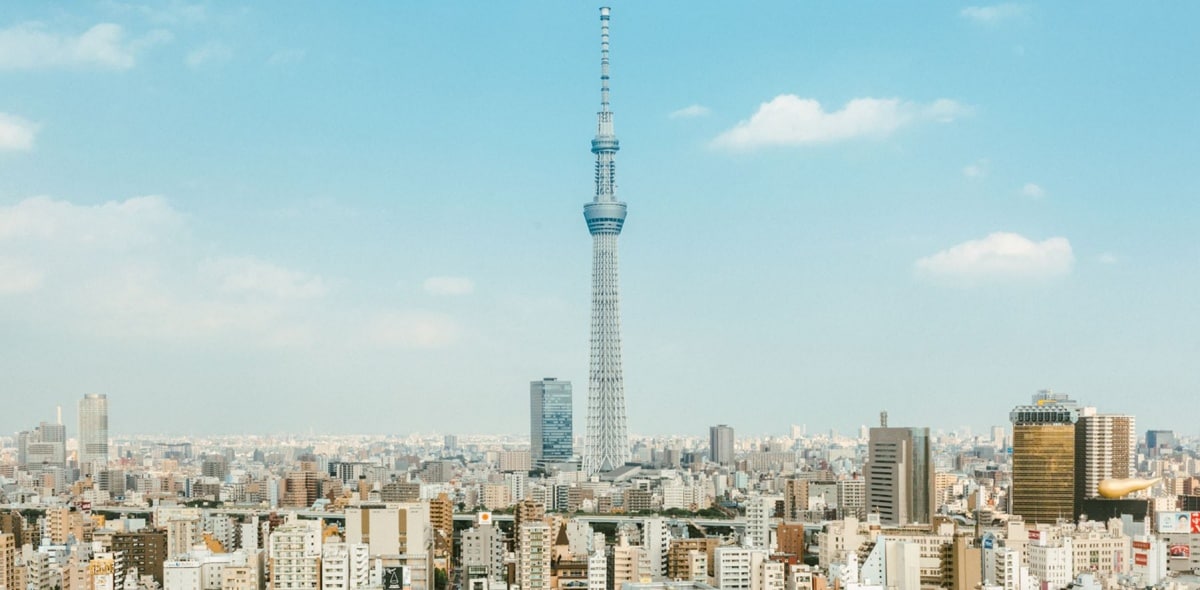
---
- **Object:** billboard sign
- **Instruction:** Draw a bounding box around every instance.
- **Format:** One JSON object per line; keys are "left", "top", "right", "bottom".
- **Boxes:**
{"left": 982, "top": 532, "right": 996, "bottom": 550}
{"left": 1135, "top": 553, "right": 1148, "bottom": 566}
{"left": 1157, "top": 512, "right": 1200, "bottom": 534}
{"left": 383, "top": 566, "right": 408, "bottom": 590}
{"left": 1169, "top": 544, "right": 1191, "bottom": 559}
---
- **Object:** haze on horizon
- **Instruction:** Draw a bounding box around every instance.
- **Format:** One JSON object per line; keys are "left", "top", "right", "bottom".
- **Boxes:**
{"left": 1, "top": 2, "right": 1197, "bottom": 438}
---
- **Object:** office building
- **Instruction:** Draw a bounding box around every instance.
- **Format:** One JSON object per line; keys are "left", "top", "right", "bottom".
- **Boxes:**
{"left": 79, "top": 393, "right": 109, "bottom": 475}
{"left": 864, "top": 426, "right": 934, "bottom": 525}
{"left": 583, "top": 6, "right": 632, "bottom": 475}
{"left": 1146, "top": 430, "right": 1175, "bottom": 455}
{"left": 709, "top": 425, "right": 735, "bottom": 467}
{"left": 1010, "top": 391, "right": 1079, "bottom": 523}
{"left": 531, "top": 378, "right": 574, "bottom": 470}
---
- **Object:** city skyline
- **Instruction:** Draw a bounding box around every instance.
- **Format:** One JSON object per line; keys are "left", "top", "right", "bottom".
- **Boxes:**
{"left": 1, "top": 2, "right": 1198, "bottom": 436}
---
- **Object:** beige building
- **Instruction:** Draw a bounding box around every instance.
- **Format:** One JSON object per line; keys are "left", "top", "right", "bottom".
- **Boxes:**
{"left": 517, "top": 522, "right": 552, "bottom": 590}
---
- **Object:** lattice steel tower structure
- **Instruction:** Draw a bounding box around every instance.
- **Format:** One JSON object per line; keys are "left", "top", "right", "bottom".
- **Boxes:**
{"left": 583, "top": 6, "right": 630, "bottom": 475}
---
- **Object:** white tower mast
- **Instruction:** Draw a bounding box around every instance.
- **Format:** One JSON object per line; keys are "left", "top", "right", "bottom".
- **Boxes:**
{"left": 583, "top": 6, "right": 630, "bottom": 475}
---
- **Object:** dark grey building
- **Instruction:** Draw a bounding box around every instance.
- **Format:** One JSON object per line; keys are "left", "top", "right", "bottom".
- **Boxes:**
{"left": 531, "top": 378, "right": 573, "bottom": 469}
{"left": 865, "top": 426, "right": 934, "bottom": 525}
{"left": 709, "top": 424, "right": 735, "bottom": 466}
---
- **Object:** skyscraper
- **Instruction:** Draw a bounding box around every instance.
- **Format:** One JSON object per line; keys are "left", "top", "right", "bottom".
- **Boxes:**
{"left": 583, "top": 6, "right": 630, "bottom": 475}
{"left": 864, "top": 426, "right": 934, "bottom": 525}
{"left": 1009, "top": 390, "right": 1079, "bottom": 523}
{"left": 709, "top": 425, "right": 735, "bottom": 466}
{"left": 530, "top": 378, "right": 573, "bottom": 470}
{"left": 1074, "top": 411, "right": 1135, "bottom": 515}
{"left": 78, "top": 393, "right": 109, "bottom": 476}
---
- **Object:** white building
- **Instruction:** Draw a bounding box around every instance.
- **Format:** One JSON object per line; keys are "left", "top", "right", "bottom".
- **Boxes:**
{"left": 745, "top": 496, "right": 779, "bottom": 551}
{"left": 164, "top": 561, "right": 202, "bottom": 590}
{"left": 713, "top": 547, "right": 767, "bottom": 590}
{"left": 321, "top": 543, "right": 371, "bottom": 590}
{"left": 268, "top": 518, "right": 321, "bottom": 590}
{"left": 642, "top": 518, "right": 671, "bottom": 579}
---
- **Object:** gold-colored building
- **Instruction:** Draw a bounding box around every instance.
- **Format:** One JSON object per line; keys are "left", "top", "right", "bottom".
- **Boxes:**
{"left": 1010, "top": 391, "right": 1078, "bottom": 523}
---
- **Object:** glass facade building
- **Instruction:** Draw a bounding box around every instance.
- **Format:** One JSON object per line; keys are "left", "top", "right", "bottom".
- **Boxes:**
{"left": 531, "top": 379, "right": 573, "bottom": 469}
{"left": 1010, "top": 390, "right": 1080, "bottom": 523}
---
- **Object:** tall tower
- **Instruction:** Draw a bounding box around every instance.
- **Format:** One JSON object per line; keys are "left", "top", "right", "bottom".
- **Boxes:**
{"left": 583, "top": 6, "right": 630, "bottom": 475}
{"left": 78, "top": 393, "right": 109, "bottom": 476}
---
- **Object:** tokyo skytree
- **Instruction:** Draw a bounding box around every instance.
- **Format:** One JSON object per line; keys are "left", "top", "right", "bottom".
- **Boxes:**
{"left": 583, "top": 6, "right": 630, "bottom": 475}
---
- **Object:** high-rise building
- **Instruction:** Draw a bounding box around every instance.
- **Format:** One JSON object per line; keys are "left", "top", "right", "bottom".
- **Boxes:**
{"left": 583, "top": 6, "right": 631, "bottom": 475}
{"left": 531, "top": 378, "right": 573, "bottom": 470}
{"left": 864, "top": 427, "right": 934, "bottom": 525}
{"left": 709, "top": 425, "right": 735, "bottom": 466}
{"left": 1146, "top": 430, "right": 1175, "bottom": 455}
{"left": 1074, "top": 411, "right": 1135, "bottom": 515}
{"left": 1010, "top": 391, "right": 1079, "bottom": 523}
{"left": 78, "top": 393, "right": 109, "bottom": 475}
{"left": 517, "top": 521, "right": 552, "bottom": 590}
{"left": 20, "top": 418, "right": 67, "bottom": 471}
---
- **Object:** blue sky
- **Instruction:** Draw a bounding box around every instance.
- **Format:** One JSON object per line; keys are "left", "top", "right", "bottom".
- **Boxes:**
{"left": 1, "top": 2, "right": 1197, "bottom": 438}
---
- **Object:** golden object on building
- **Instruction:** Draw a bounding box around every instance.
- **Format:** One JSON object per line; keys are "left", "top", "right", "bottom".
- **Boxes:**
{"left": 1098, "top": 477, "right": 1161, "bottom": 498}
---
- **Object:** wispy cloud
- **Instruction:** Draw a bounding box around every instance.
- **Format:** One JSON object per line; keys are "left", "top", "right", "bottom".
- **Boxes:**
{"left": 267, "top": 48, "right": 306, "bottom": 66}
{"left": 368, "top": 310, "right": 461, "bottom": 349}
{"left": 423, "top": 276, "right": 475, "bottom": 296}
{"left": 669, "top": 104, "right": 711, "bottom": 119}
{"left": 0, "top": 22, "right": 167, "bottom": 70}
{"left": 712, "top": 95, "right": 970, "bottom": 150}
{"left": 186, "top": 41, "right": 233, "bottom": 67}
{"left": 203, "top": 257, "right": 329, "bottom": 300}
{"left": 1097, "top": 253, "right": 1119, "bottom": 265}
{"left": 960, "top": 4, "right": 1028, "bottom": 25}
{"left": 962, "top": 159, "right": 988, "bottom": 178}
{"left": 0, "top": 113, "right": 38, "bottom": 151}
{"left": 916, "top": 232, "right": 1073, "bottom": 284}
{"left": 1021, "top": 183, "right": 1046, "bottom": 198}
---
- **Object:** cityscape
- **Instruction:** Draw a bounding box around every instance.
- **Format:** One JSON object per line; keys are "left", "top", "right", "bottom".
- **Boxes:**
{"left": 2, "top": 4, "right": 1199, "bottom": 590}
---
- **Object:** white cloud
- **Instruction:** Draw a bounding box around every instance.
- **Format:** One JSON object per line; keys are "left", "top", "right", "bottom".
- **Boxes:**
{"left": 669, "top": 104, "right": 711, "bottom": 119}
{"left": 369, "top": 310, "right": 461, "bottom": 349}
{"left": 712, "top": 95, "right": 971, "bottom": 149}
{"left": 1022, "top": 183, "right": 1046, "bottom": 198}
{"left": 185, "top": 41, "right": 233, "bottom": 67}
{"left": 1097, "top": 253, "right": 1119, "bottom": 265}
{"left": 0, "top": 22, "right": 166, "bottom": 70}
{"left": 203, "top": 257, "right": 329, "bottom": 300}
{"left": 0, "top": 194, "right": 182, "bottom": 246}
{"left": 0, "top": 258, "right": 43, "bottom": 294}
{"left": 916, "top": 232, "right": 1074, "bottom": 283}
{"left": 422, "top": 276, "right": 475, "bottom": 296}
{"left": 961, "top": 4, "right": 1028, "bottom": 25}
{"left": 0, "top": 113, "right": 38, "bottom": 151}
{"left": 962, "top": 159, "right": 988, "bottom": 178}
{"left": 266, "top": 49, "right": 306, "bottom": 66}
{"left": 0, "top": 194, "right": 469, "bottom": 352}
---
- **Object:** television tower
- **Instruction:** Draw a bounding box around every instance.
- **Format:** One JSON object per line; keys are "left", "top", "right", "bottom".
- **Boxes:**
{"left": 583, "top": 6, "right": 630, "bottom": 475}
